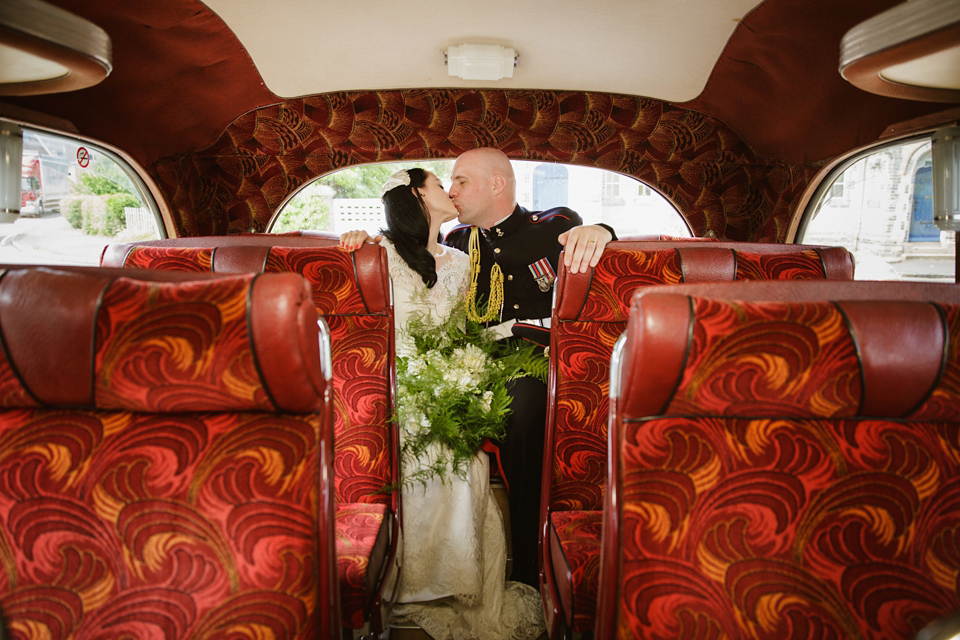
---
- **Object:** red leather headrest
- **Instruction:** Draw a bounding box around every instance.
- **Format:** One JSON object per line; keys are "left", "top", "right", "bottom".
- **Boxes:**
{"left": 0, "top": 266, "right": 327, "bottom": 413}
{"left": 102, "top": 241, "right": 391, "bottom": 316}
{"left": 618, "top": 289, "right": 960, "bottom": 421}
{"left": 554, "top": 243, "right": 854, "bottom": 322}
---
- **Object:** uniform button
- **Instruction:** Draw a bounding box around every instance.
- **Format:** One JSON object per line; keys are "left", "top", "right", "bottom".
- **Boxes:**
{"left": 494, "top": 248, "right": 501, "bottom": 254}
{"left": 507, "top": 274, "right": 513, "bottom": 281}
{"left": 531, "top": 215, "right": 539, "bottom": 221}
{"left": 513, "top": 304, "right": 520, "bottom": 310}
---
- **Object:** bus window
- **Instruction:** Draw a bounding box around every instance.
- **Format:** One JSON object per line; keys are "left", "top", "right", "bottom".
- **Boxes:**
{"left": 0, "top": 127, "right": 163, "bottom": 266}
{"left": 272, "top": 160, "right": 689, "bottom": 238}
{"left": 797, "top": 136, "right": 950, "bottom": 282}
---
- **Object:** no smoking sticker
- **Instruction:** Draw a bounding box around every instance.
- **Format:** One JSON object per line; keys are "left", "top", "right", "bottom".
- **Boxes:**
{"left": 77, "top": 147, "right": 90, "bottom": 168}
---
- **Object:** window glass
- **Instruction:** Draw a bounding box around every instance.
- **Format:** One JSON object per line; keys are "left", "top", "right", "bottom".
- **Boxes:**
{"left": 1, "top": 127, "right": 162, "bottom": 265}
{"left": 272, "top": 160, "right": 689, "bottom": 238}
{"left": 798, "top": 137, "right": 951, "bottom": 282}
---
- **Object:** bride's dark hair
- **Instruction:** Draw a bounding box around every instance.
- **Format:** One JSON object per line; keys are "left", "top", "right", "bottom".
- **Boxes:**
{"left": 380, "top": 168, "right": 441, "bottom": 288}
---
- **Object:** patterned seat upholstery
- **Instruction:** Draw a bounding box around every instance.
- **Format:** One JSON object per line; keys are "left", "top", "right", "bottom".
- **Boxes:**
{"left": 597, "top": 280, "right": 960, "bottom": 639}
{"left": 102, "top": 239, "right": 400, "bottom": 635}
{"left": 0, "top": 265, "right": 338, "bottom": 638}
{"left": 541, "top": 242, "right": 854, "bottom": 637}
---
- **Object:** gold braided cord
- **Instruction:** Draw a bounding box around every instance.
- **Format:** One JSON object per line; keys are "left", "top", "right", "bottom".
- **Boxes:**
{"left": 465, "top": 226, "right": 504, "bottom": 323}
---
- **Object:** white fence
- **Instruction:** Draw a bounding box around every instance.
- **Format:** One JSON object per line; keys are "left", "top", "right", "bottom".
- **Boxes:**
{"left": 124, "top": 207, "right": 159, "bottom": 238}
{"left": 331, "top": 199, "right": 385, "bottom": 234}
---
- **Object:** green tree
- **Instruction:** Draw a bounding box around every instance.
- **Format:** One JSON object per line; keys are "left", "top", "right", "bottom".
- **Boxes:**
{"left": 318, "top": 161, "right": 453, "bottom": 198}
{"left": 273, "top": 194, "right": 330, "bottom": 233}
{"left": 74, "top": 157, "right": 135, "bottom": 196}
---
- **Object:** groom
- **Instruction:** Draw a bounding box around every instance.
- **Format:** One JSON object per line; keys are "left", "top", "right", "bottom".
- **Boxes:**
{"left": 444, "top": 148, "right": 615, "bottom": 588}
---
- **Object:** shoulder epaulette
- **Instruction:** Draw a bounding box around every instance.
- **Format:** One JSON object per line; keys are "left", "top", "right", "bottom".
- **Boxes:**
{"left": 532, "top": 211, "right": 572, "bottom": 223}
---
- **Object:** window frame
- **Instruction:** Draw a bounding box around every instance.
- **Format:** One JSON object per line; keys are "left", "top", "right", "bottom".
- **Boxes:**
{"left": 17, "top": 121, "right": 167, "bottom": 238}
{"left": 795, "top": 132, "right": 933, "bottom": 242}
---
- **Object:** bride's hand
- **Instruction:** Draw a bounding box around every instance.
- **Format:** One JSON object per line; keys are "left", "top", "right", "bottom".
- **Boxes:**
{"left": 340, "top": 230, "right": 382, "bottom": 251}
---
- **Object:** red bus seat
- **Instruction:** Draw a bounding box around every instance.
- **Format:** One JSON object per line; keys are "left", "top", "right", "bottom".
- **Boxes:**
{"left": 598, "top": 281, "right": 960, "bottom": 639}
{"left": 0, "top": 265, "right": 338, "bottom": 638}
{"left": 541, "top": 242, "right": 854, "bottom": 637}
{"left": 101, "top": 241, "right": 399, "bottom": 636}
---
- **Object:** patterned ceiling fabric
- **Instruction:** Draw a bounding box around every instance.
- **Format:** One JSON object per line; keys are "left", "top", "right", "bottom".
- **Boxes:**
{"left": 150, "top": 90, "right": 818, "bottom": 242}
{"left": 601, "top": 296, "right": 960, "bottom": 639}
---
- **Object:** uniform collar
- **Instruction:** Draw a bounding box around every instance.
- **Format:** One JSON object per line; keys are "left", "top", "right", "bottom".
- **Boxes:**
{"left": 482, "top": 204, "right": 526, "bottom": 239}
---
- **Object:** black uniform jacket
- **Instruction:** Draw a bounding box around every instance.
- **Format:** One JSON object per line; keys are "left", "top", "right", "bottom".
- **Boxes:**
{"left": 444, "top": 204, "right": 582, "bottom": 323}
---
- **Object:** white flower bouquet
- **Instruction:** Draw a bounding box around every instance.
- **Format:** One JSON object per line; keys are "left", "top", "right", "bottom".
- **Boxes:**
{"left": 395, "top": 302, "right": 548, "bottom": 487}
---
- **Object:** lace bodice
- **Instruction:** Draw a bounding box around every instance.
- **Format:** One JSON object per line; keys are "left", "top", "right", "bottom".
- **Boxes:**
{"left": 382, "top": 239, "right": 469, "bottom": 357}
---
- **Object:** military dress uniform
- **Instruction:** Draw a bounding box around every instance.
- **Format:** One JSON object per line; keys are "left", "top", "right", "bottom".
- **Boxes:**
{"left": 444, "top": 204, "right": 614, "bottom": 588}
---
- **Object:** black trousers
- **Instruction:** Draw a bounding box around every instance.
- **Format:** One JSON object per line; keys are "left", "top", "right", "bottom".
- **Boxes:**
{"left": 497, "top": 375, "right": 548, "bottom": 588}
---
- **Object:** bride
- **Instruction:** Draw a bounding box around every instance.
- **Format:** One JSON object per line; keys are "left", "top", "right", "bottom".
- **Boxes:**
{"left": 341, "top": 168, "right": 545, "bottom": 640}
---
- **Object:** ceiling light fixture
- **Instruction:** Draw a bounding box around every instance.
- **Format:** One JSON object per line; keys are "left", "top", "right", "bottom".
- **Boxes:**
{"left": 444, "top": 44, "right": 517, "bottom": 81}
{"left": 0, "top": 0, "right": 112, "bottom": 95}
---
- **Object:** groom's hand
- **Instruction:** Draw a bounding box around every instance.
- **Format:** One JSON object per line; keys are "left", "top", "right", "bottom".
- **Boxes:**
{"left": 558, "top": 224, "right": 613, "bottom": 274}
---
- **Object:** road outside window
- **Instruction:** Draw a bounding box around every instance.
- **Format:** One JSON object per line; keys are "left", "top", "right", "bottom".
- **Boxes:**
{"left": 0, "top": 128, "right": 162, "bottom": 265}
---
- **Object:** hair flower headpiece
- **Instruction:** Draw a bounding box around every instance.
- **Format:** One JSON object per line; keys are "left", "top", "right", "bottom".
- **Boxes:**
{"left": 381, "top": 169, "right": 411, "bottom": 198}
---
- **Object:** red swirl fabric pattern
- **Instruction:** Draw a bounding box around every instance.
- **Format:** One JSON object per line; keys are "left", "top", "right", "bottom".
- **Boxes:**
{"left": 99, "top": 242, "right": 396, "bottom": 631}
{"left": 0, "top": 408, "right": 325, "bottom": 638}
{"left": 326, "top": 315, "right": 391, "bottom": 505}
{"left": 94, "top": 276, "right": 272, "bottom": 411}
{"left": 583, "top": 250, "right": 684, "bottom": 322}
{"left": 550, "top": 510, "right": 603, "bottom": 632}
{"left": 666, "top": 298, "right": 862, "bottom": 417}
{"left": 615, "top": 415, "right": 960, "bottom": 639}
{"left": 123, "top": 246, "right": 214, "bottom": 272}
{"left": 735, "top": 249, "right": 826, "bottom": 281}
{"left": 553, "top": 321, "right": 623, "bottom": 511}
{"left": 0, "top": 351, "right": 35, "bottom": 408}
{"left": 910, "top": 304, "right": 960, "bottom": 420}
{"left": 265, "top": 247, "right": 368, "bottom": 315}
{"left": 335, "top": 502, "right": 387, "bottom": 629}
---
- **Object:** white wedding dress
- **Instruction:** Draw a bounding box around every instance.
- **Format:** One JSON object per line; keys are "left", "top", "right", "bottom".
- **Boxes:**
{"left": 383, "top": 238, "right": 545, "bottom": 640}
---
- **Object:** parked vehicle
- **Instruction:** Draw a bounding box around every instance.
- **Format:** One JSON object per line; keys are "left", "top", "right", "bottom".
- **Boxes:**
{"left": 19, "top": 152, "right": 70, "bottom": 216}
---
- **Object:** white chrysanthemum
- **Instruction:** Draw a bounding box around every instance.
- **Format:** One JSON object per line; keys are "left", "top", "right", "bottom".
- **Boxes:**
{"left": 451, "top": 344, "right": 488, "bottom": 374}
{"left": 401, "top": 410, "right": 430, "bottom": 435}
{"left": 481, "top": 390, "right": 493, "bottom": 411}
{"left": 407, "top": 357, "right": 426, "bottom": 376}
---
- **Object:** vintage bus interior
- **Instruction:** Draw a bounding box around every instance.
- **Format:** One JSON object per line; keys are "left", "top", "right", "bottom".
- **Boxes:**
{"left": 0, "top": 0, "right": 959, "bottom": 638}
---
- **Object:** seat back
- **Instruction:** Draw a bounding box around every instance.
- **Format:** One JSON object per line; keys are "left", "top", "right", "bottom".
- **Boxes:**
{"left": 598, "top": 281, "right": 960, "bottom": 639}
{"left": 546, "top": 242, "right": 854, "bottom": 513}
{"left": 539, "top": 242, "right": 853, "bottom": 634}
{"left": 103, "top": 241, "right": 396, "bottom": 506}
{"left": 100, "top": 232, "right": 339, "bottom": 266}
{"left": 102, "top": 240, "right": 398, "bottom": 632}
{"left": 0, "top": 266, "right": 338, "bottom": 638}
